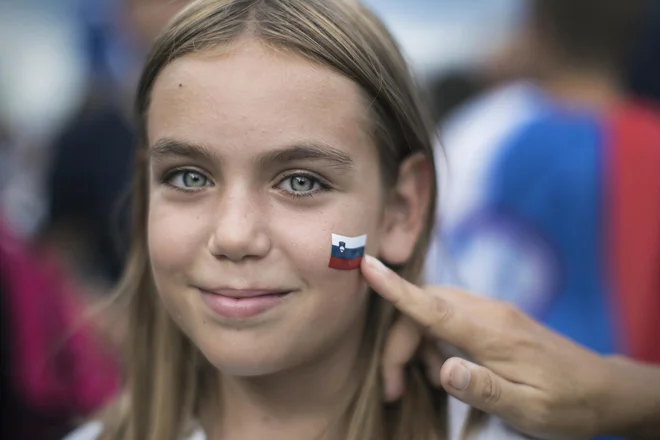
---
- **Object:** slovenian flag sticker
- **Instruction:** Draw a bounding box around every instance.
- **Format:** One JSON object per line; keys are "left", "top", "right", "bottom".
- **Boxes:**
{"left": 328, "top": 233, "right": 367, "bottom": 270}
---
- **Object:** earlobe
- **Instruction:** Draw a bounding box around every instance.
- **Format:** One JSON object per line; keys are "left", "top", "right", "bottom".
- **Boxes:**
{"left": 379, "top": 153, "right": 434, "bottom": 265}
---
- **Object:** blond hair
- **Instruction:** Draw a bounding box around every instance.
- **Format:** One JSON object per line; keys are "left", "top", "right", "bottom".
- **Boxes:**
{"left": 98, "top": 1, "right": 479, "bottom": 439}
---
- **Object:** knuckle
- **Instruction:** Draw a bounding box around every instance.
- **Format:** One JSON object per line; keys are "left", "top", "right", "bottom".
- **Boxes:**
{"left": 479, "top": 371, "right": 502, "bottom": 406}
{"left": 423, "top": 294, "right": 454, "bottom": 334}
{"left": 392, "top": 275, "right": 412, "bottom": 306}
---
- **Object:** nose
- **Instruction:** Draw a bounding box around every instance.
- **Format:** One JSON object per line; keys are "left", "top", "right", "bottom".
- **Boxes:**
{"left": 207, "top": 187, "right": 271, "bottom": 262}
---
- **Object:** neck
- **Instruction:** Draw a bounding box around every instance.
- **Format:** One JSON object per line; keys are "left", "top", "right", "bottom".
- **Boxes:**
{"left": 537, "top": 66, "right": 624, "bottom": 112}
{"left": 202, "top": 317, "right": 366, "bottom": 440}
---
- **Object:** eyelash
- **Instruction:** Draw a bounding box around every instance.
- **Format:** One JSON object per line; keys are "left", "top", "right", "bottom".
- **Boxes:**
{"left": 162, "top": 168, "right": 213, "bottom": 193}
{"left": 277, "top": 171, "right": 331, "bottom": 199}
{"left": 161, "top": 168, "right": 331, "bottom": 198}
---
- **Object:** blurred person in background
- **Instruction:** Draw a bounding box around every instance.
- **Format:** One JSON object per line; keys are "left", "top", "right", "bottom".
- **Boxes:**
{"left": 1, "top": 212, "right": 120, "bottom": 439}
{"left": 0, "top": 2, "right": 186, "bottom": 438}
{"left": 2, "top": 74, "right": 119, "bottom": 438}
{"left": 42, "top": 0, "right": 191, "bottom": 297}
{"left": 430, "top": 0, "right": 660, "bottom": 364}
{"left": 427, "top": 70, "right": 485, "bottom": 128}
{"left": 0, "top": 7, "right": 117, "bottom": 435}
{"left": 427, "top": 1, "right": 660, "bottom": 435}
{"left": 0, "top": 0, "right": 87, "bottom": 240}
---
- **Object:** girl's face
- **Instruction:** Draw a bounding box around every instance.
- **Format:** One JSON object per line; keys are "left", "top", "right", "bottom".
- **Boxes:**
{"left": 147, "top": 41, "right": 417, "bottom": 376}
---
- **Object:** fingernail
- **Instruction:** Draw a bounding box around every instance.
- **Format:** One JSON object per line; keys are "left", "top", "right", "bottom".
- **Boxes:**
{"left": 365, "top": 255, "right": 389, "bottom": 274}
{"left": 449, "top": 363, "right": 470, "bottom": 390}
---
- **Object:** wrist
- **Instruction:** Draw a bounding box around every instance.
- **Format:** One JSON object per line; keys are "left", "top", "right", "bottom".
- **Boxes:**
{"left": 592, "top": 356, "right": 631, "bottom": 436}
{"left": 595, "top": 356, "right": 660, "bottom": 439}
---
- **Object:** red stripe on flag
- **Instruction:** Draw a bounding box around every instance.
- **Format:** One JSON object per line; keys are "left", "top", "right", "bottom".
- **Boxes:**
{"left": 328, "top": 256, "right": 362, "bottom": 270}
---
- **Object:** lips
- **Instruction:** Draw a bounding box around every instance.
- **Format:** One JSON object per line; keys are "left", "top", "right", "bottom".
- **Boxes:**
{"left": 202, "top": 288, "right": 291, "bottom": 299}
{"left": 198, "top": 288, "right": 292, "bottom": 319}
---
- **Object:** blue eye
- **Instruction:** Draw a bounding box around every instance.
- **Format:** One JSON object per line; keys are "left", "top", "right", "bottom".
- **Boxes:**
{"left": 166, "top": 170, "right": 212, "bottom": 190}
{"left": 277, "top": 173, "right": 328, "bottom": 197}
{"left": 289, "top": 175, "right": 316, "bottom": 192}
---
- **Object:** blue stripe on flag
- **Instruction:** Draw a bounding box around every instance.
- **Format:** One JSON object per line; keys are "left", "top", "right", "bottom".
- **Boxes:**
{"left": 331, "top": 245, "right": 364, "bottom": 260}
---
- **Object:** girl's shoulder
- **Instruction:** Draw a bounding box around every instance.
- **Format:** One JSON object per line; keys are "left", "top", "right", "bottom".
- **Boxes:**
{"left": 63, "top": 422, "right": 207, "bottom": 440}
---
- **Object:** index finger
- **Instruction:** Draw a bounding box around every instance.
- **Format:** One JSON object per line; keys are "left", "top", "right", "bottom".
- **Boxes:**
{"left": 361, "top": 255, "right": 482, "bottom": 352}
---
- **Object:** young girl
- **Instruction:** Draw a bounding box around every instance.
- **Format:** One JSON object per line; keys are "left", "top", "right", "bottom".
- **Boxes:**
{"left": 66, "top": 0, "right": 479, "bottom": 438}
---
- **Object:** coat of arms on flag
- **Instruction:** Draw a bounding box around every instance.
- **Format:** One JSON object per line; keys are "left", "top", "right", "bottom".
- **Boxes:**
{"left": 328, "top": 233, "right": 367, "bottom": 270}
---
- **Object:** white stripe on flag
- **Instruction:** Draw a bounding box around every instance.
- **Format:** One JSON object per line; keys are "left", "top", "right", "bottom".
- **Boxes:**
{"left": 331, "top": 233, "right": 367, "bottom": 249}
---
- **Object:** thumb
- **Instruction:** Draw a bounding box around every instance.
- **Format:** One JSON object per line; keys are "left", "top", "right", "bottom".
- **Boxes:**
{"left": 440, "top": 357, "right": 523, "bottom": 421}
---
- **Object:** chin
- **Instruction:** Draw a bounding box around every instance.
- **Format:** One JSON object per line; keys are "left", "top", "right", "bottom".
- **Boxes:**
{"left": 201, "top": 349, "right": 291, "bottom": 377}
{"left": 190, "top": 330, "right": 294, "bottom": 377}
{"left": 217, "top": 363, "right": 284, "bottom": 378}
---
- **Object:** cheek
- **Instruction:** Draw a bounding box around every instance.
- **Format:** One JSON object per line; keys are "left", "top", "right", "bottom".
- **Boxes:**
{"left": 147, "top": 195, "right": 211, "bottom": 277}
{"left": 271, "top": 199, "right": 382, "bottom": 304}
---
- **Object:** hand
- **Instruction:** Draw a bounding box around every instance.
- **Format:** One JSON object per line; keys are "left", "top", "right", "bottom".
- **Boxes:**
{"left": 361, "top": 255, "right": 617, "bottom": 440}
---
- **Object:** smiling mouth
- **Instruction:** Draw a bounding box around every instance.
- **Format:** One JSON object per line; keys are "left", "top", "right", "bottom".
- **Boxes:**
{"left": 200, "top": 288, "right": 292, "bottom": 299}
{"left": 198, "top": 288, "right": 293, "bottom": 319}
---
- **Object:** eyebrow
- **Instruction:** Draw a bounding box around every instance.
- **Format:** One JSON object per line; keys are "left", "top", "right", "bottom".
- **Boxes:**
{"left": 256, "top": 143, "right": 354, "bottom": 171}
{"left": 150, "top": 138, "right": 354, "bottom": 171}
{"left": 149, "top": 138, "right": 219, "bottom": 164}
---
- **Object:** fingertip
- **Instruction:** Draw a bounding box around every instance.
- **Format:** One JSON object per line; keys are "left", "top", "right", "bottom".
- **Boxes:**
{"left": 363, "top": 254, "right": 390, "bottom": 275}
{"left": 442, "top": 358, "right": 518, "bottom": 419}
{"left": 360, "top": 256, "right": 371, "bottom": 276}
{"left": 440, "top": 357, "right": 470, "bottom": 391}
{"left": 362, "top": 255, "right": 397, "bottom": 303}
{"left": 427, "top": 366, "right": 443, "bottom": 388}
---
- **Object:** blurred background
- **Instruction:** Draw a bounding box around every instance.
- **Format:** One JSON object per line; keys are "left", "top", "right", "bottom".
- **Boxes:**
{"left": 1, "top": 0, "right": 659, "bottom": 439}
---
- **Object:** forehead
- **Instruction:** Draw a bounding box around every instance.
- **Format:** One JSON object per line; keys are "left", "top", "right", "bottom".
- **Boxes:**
{"left": 147, "top": 41, "right": 374, "bottom": 159}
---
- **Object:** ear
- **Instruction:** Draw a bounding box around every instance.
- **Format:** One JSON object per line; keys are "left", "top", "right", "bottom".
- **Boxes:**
{"left": 379, "top": 152, "right": 434, "bottom": 265}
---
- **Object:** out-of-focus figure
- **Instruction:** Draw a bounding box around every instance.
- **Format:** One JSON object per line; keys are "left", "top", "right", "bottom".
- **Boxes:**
{"left": 428, "top": 0, "right": 659, "bottom": 375}
{"left": 430, "top": 0, "right": 660, "bottom": 359}
{"left": 1, "top": 214, "right": 120, "bottom": 440}
{"left": 0, "top": 0, "right": 87, "bottom": 240}
{"left": 1, "top": 2, "right": 189, "bottom": 439}
{"left": 428, "top": 2, "right": 660, "bottom": 438}
{"left": 42, "top": 0, "right": 191, "bottom": 295}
